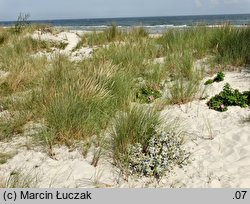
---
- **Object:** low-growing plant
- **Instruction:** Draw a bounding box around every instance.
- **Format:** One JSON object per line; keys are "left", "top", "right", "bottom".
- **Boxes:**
{"left": 204, "top": 71, "right": 225, "bottom": 85}
{"left": 204, "top": 79, "right": 214, "bottom": 85}
{"left": 110, "top": 105, "right": 188, "bottom": 179}
{"left": 214, "top": 71, "right": 225, "bottom": 82}
{"left": 136, "top": 83, "right": 161, "bottom": 103}
{"left": 110, "top": 105, "right": 161, "bottom": 172}
{"left": 207, "top": 83, "right": 250, "bottom": 111}
{"left": 128, "top": 129, "right": 188, "bottom": 179}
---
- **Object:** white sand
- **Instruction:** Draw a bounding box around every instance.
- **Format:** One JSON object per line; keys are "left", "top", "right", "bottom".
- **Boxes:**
{"left": 31, "top": 30, "right": 94, "bottom": 61}
{"left": 160, "top": 70, "right": 250, "bottom": 188}
{"left": 0, "top": 30, "right": 249, "bottom": 188}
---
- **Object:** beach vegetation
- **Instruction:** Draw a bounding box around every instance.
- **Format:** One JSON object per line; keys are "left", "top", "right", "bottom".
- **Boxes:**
{"left": 136, "top": 83, "right": 162, "bottom": 103}
{"left": 207, "top": 83, "right": 250, "bottom": 111}
{"left": 164, "top": 52, "right": 202, "bottom": 104}
{"left": 13, "top": 13, "right": 31, "bottom": 34}
{"left": 109, "top": 105, "right": 160, "bottom": 171}
{"left": 109, "top": 105, "right": 188, "bottom": 178}
{"left": 0, "top": 23, "right": 249, "bottom": 178}
{"left": 128, "top": 129, "right": 188, "bottom": 179}
{"left": 76, "top": 24, "right": 124, "bottom": 47}
{"left": 0, "top": 152, "right": 16, "bottom": 164}
{"left": 210, "top": 25, "right": 250, "bottom": 66}
{"left": 0, "top": 169, "right": 38, "bottom": 188}
{"left": 204, "top": 71, "right": 225, "bottom": 85}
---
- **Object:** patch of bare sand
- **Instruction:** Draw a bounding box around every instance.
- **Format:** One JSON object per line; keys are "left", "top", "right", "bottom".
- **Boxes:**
{"left": 31, "top": 30, "right": 94, "bottom": 61}
{"left": 160, "top": 69, "right": 250, "bottom": 188}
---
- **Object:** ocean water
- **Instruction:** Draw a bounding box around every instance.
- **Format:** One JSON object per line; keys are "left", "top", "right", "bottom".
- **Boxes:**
{"left": 1, "top": 14, "right": 250, "bottom": 33}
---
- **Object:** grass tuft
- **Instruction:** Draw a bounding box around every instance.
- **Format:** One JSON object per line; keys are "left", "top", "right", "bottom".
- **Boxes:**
{"left": 110, "top": 105, "right": 161, "bottom": 171}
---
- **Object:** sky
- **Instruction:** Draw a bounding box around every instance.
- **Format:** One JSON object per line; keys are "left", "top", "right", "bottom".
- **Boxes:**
{"left": 0, "top": 0, "right": 250, "bottom": 21}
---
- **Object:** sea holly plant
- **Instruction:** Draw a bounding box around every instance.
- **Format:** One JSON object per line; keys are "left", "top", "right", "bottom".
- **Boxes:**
{"left": 204, "top": 71, "right": 225, "bottom": 85}
{"left": 207, "top": 83, "right": 250, "bottom": 112}
{"left": 128, "top": 129, "right": 188, "bottom": 179}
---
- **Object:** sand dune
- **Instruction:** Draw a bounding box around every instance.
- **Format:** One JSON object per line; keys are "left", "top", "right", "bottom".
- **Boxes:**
{"left": 0, "top": 30, "right": 249, "bottom": 188}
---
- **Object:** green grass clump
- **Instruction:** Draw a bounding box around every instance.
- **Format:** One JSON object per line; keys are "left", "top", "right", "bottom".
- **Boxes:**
{"left": 95, "top": 38, "right": 162, "bottom": 69}
{"left": 110, "top": 106, "right": 161, "bottom": 170}
{"left": 210, "top": 26, "right": 250, "bottom": 65}
{"left": 76, "top": 24, "right": 125, "bottom": 47}
{"left": 0, "top": 29, "right": 9, "bottom": 45}
{"left": 129, "top": 27, "right": 148, "bottom": 38}
{"left": 207, "top": 83, "right": 250, "bottom": 112}
{"left": 0, "top": 42, "right": 47, "bottom": 94}
{"left": 110, "top": 105, "right": 188, "bottom": 178}
{"left": 165, "top": 52, "right": 202, "bottom": 104}
{"left": 0, "top": 111, "right": 30, "bottom": 140}
{"left": 157, "top": 27, "right": 212, "bottom": 58}
{"left": 76, "top": 26, "right": 149, "bottom": 49}
{"left": 158, "top": 25, "right": 250, "bottom": 67}
{"left": 39, "top": 57, "right": 115, "bottom": 145}
{"left": 0, "top": 152, "right": 16, "bottom": 164}
{"left": 0, "top": 170, "right": 37, "bottom": 188}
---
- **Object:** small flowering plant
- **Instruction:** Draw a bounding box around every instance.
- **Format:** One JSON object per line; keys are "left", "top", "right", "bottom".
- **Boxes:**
{"left": 207, "top": 83, "right": 250, "bottom": 112}
{"left": 220, "top": 104, "right": 225, "bottom": 109}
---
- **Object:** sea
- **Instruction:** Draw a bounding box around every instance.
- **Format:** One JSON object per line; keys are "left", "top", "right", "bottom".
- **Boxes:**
{"left": 1, "top": 14, "right": 250, "bottom": 34}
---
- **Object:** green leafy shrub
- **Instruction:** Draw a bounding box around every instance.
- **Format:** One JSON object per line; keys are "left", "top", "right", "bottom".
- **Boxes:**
{"left": 204, "top": 71, "right": 225, "bottom": 85}
{"left": 136, "top": 84, "right": 161, "bottom": 103}
{"left": 243, "top": 90, "right": 250, "bottom": 103}
{"left": 204, "top": 79, "right": 214, "bottom": 85}
{"left": 214, "top": 71, "right": 225, "bottom": 82}
{"left": 207, "top": 83, "right": 250, "bottom": 111}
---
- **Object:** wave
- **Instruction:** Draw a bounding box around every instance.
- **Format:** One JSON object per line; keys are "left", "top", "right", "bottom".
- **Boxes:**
{"left": 59, "top": 24, "right": 189, "bottom": 31}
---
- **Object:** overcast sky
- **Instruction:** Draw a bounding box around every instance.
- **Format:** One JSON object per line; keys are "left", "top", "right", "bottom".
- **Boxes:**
{"left": 0, "top": 0, "right": 250, "bottom": 21}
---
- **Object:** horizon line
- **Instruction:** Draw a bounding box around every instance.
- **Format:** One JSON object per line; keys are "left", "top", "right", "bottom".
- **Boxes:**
{"left": 1, "top": 12, "right": 250, "bottom": 22}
